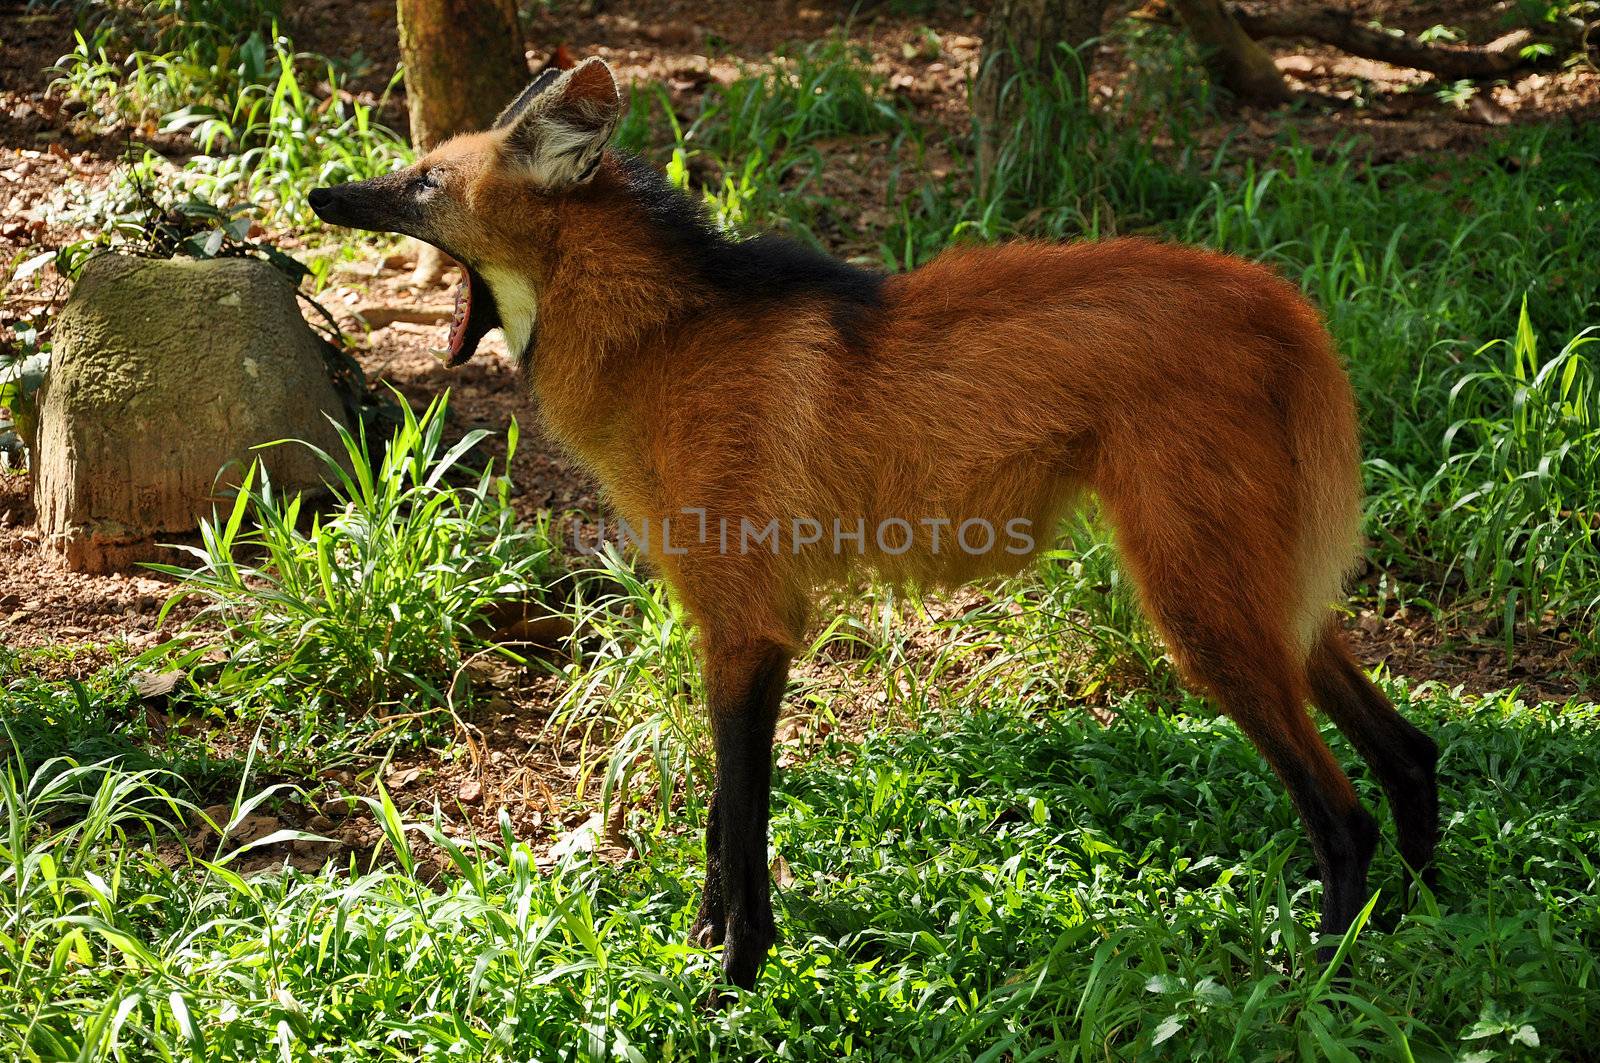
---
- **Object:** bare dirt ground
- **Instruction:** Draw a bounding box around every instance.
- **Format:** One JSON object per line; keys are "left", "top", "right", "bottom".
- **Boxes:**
{"left": 2, "top": 0, "right": 1596, "bottom": 863}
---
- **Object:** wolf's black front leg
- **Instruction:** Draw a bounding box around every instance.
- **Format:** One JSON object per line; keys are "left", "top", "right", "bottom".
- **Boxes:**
{"left": 701, "top": 641, "right": 790, "bottom": 996}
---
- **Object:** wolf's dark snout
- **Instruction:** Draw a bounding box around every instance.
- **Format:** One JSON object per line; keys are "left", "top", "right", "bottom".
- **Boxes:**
{"left": 307, "top": 182, "right": 381, "bottom": 230}
{"left": 307, "top": 185, "right": 342, "bottom": 225}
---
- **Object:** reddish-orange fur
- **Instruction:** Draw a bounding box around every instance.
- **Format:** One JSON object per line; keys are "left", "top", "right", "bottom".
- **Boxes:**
{"left": 313, "top": 61, "right": 1439, "bottom": 992}
{"left": 453, "top": 145, "right": 1362, "bottom": 673}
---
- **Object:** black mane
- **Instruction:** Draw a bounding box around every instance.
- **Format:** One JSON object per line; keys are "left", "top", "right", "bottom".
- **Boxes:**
{"left": 611, "top": 153, "right": 886, "bottom": 332}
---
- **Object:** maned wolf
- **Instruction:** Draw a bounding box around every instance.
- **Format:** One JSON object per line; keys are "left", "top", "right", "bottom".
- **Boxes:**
{"left": 309, "top": 57, "right": 1440, "bottom": 996}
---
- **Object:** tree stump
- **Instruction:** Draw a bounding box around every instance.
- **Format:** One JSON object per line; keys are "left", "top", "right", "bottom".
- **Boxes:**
{"left": 33, "top": 255, "right": 352, "bottom": 573}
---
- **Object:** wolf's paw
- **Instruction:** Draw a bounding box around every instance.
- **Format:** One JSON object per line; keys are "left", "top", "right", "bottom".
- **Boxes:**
{"left": 689, "top": 915, "right": 725, "bottom": 949}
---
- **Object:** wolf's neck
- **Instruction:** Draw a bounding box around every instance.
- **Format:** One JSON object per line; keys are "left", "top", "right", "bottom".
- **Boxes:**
{"left": 516, "top": 154, "right": 883, "bottom": 470}
{"left": 523, "top": 226, "right": 707, "bottom": 464}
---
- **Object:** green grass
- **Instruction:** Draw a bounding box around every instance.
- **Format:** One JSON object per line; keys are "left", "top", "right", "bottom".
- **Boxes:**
{"left": 551, "top": 550, "right": 713, "bottom": 828}
{"left": 615, "top": 35, "right": 915, "bottom": 249}
{"left": 51, "top": 0, "right": 410, "bottom": 220}
{"left": 4, "top": 672, "right": 1597, "bottom": 1060}
{"left": 147, "top": 393, "right": 560, "bottom": 756}
{"left": 1373, "top": 307, "right": 1600, "bottom": 651}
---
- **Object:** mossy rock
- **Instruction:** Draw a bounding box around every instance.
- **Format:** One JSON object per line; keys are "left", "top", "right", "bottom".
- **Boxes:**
{"left": 34, "top": 254, "right": 352, "bottom": 573}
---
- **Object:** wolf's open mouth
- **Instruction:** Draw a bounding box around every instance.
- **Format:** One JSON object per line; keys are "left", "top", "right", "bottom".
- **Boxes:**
{"left": 444, "top": 268, "right": 501, "bottom": 367}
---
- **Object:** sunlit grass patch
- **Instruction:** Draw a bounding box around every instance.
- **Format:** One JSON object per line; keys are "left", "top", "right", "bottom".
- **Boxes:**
{"left": 50, "top": 0, "right": 410, "bottom": 222}
{"left": 3, "top": 676, "right": 1595, "bottom": 1060}
{"left": 549, "top": 550, "right": 712, "bottom": 830}
{"left": 149, "top": 393, "right": 560, "bottom": 742}
{"left": 1371, "top": 309, "right": 1600, "bottom": 655}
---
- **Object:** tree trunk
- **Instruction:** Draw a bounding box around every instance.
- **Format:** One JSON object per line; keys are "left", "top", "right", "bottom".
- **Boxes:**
{"left": 1169, "top": 0, "right": 1292, "bottom": 105}
{"left": 974, "top": 0, "right": 1112, "bottom": 183}
{"left": 396, "top": 0, "right": 527, "bottom": 284}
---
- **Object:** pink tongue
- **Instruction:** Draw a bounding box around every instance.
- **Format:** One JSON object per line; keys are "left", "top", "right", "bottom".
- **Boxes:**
{"left": 447, "top": 277, "right": 470, "bottom": 357}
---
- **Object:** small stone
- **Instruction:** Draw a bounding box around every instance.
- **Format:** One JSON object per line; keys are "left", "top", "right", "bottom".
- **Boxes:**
{"left": 457, "top": 779, "right": 483, "bottom": 805}
{"left": 131, "top": 669, "right": 184, "bottom": 699}
{"left": 340, "top": 818, "right": 376, "bottom": 847}
{"left": 231, "top": 814, "right": 279, "bottom": 845}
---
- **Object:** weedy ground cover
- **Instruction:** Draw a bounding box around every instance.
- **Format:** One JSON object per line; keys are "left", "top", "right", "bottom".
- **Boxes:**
{"left": 143, "top": 393, "right": 561, "bottom": 762}
{"left": 3, "top": 668, "right": 1596, "bottom": 1060}
{"left": 49, "top": 0, "right": 410, "bottom": 218}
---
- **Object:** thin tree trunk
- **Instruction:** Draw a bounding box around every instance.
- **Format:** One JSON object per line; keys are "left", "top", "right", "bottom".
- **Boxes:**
{"left": 973, "top": 0, "right": 1112, "bottom": 184}
{"left": 396, "top": 0, "right": 527, "bottom": 284}
{"left": 1169, "top": 0, "right": 1292, "bottom": 105}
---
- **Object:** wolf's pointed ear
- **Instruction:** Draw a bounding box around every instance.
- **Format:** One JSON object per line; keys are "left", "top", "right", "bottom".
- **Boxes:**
{"left": 500, "top": 57, "right": 622, "bottom": 186}
{"left": 493, "top": 66, "right": 563, "bottom": 130}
